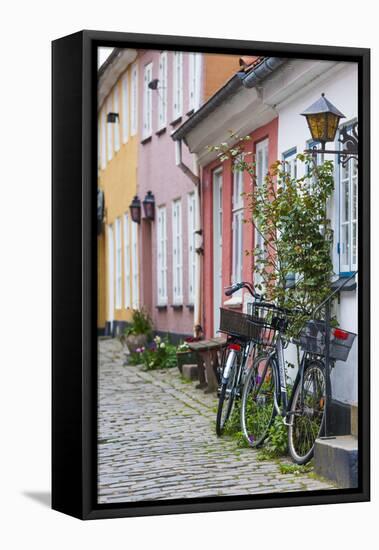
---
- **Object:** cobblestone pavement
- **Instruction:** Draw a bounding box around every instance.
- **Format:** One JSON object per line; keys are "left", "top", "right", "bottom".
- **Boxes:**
{"left": 98, "top": 338, "right": 335, "bottom": 503}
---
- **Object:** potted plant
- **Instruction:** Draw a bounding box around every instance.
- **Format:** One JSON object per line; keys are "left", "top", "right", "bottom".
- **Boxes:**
{"left": 121, "top": 309, "right": 153, "bottom": 353}
{"left": 176, "top": 340, "right": 200, "bottom": 374}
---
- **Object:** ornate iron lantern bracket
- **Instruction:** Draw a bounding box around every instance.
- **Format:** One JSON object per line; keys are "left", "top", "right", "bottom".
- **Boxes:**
{"left": 337, "top": 121, "right": 358, "bottom": 167}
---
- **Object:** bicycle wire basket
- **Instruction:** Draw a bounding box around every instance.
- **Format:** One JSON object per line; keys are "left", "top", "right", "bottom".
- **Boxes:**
{"left": 219, "top": 303, "right": 289, "bottom": 347}
{"left": 299, "top": 319, "right": 356, "bottom": 362}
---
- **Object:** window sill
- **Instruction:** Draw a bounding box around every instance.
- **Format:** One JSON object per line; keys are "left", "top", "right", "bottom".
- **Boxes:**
{"left": 223, "top": 296, "right": 243, "bottom": 308}
{"left": 170, "top": 303, "right": 183, "bottom": 310}
{"left": 156, "top": 304, "right": 167, "bottom": 310}
{"left": 186, "top": 108, "right": 194, "bottom": 117}
{"left": 170, "top": 116, "right": 182, "bottom": 127}
{"left": 186, "top": 304, "right": 194, "bottom": 310}
{"left": 155, "top": 127, "right": 166, "bottom": 137}
{"left": 332, "top": 276, "right": 357, "bottom": 292}
{"left": 140, "top": 135, "right": 152, "bottom": 145}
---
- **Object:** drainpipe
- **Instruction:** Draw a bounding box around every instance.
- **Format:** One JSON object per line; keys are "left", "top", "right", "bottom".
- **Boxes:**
{"left": 175, "top": 140, "right": 203, "bottom": 336}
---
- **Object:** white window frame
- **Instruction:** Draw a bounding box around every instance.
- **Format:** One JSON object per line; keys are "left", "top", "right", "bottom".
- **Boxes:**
{"left": 255, "top": 139, "right": 269, "bottom": 286}
{"left": 123, "top": 213, "right": 131, "bottom": 308}
{"left": 114, "top": 217, "right": 122, "bottom": 309}
{"left": 157, "top": 206, "right": 168, "bottom": 305}
{"left": 172, "top": 199, "right": 183, "bottom": 304}
{"left": 157, "top": 51, "right": 167, "bottom": 130}
{"left": 106, "top": 95, "right": 113, "bottom": 161}
{"left": 187, "top": 193, "right": 196, "bottom": 305}
{"left": 143, "top": 62, "right": 153, "bottom": 138}
{"left": 131, "top": 63, "right": 138, "bottom": 136}
{"left": 189, "top": 52, "right": 202, "bottom": 112}
{"left": 131, "top": 221, "right": 139, "bottom": 308}
{"left": 113, "top": 84, "right": 120, "bottom": 152}
{"left": 121, "top": 73, "right": 129, "bottom": 144}
{"left": 100, "top": 109, "right": 106, "bottom": 169}
{"left": 232, "top": 167, "right": 244, "bottom": 286}
{"left": 172, "top": 52, "right": 183, "bottom": 120}
{"left": 283, "top": 147, "right": 297, "bottom": 179}
{"left": 339, "top": 124, "right": 358, "bottom": 274}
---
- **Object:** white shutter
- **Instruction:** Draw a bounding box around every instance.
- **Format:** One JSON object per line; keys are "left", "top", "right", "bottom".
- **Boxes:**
{"left": 113, "top": 84, "right": 120, "bottom": 152}
{"left": 158, "top": 52, "right": 167, "bottom": 129}
{"left": 172, "top": 200, "right": 183, "bottom": 303}
{"left": 189, "top": 53, "right": 202, "bottom": 112}
{"left": 106, "top": 96, "right": 113, "bottom": 161}
{"left": 131, "top": 63, "right": 138, "bottom": 136}
{"left": 131, "top": 222, "right": 139, "bottom": 308}
{"left": 157, "top": 206, "right": 168, "bottom": 304}
{"left": 143, "top": 63, "right": 153, "bottom": 138}
{"left": 115, "top": 218, "right": 122, "bottom": 309}
{"left": 188, "top": 193, "right": 196, "bottom": 304}
{"left": 100, "top": 109, "right": 106, "bottom": 169}
{"left": 123, "top": 214, "right": 131, "bottom": 308}
{"left": 173, "top": 52, "right": 183, "bottom": 119}
{"left": 122, "top": 74, "right": 129, "bottom": 143}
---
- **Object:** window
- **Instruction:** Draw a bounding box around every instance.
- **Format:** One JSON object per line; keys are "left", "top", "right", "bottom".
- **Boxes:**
{"left": 255, "top": 139, "right": 269, "bottom": 286}
{"left": 113, "top": 84, "right": 120, "bottom": 152}
{"left": 283, "top": 147, "right": 297, "bottom": 179}
{"left": 131, "top": 221, "right": 139, "bottom": 308}
{"left": 188, "top": 193, "right": 196, "bottom": 304}
{"left": 100, "top": 109, "right": 106, "bottom": 169}
{"left": 189, "top": 53, "right": 202, "bottom": 112}
{"left": 172, "top": 52, "right": 183, "bottom": 120}
{"left": 143, "top": 62, "right": 153, "bottom": 138}
{"left": 106, "top": 95, "right": 113, "bottom": 161}
{"left": 172, "top": 199, "right": 183, "bottom": 304}
{"left": 232, "top": 167, "right": 244, "bottom": 285}
{"left": 339, "top": 126, "right": 358, "bottom": 274}
{"left": 157, "top": 51, "right": 167, "bottom": 129}
{"left": 121, "top": 74, "right": 129, "bottom": 143}
{"left": 115, "top": 217, "right": 122, "bottom": 309}
{"left": 98, "top": 117, "right": 101, "bottom": 173}
{"left": 123, "top": 213, "right": 131, "bottom": 308}
{"left": 157, "top": 206, "right": 168, "bottom": 305}
{"left": 131, "top": 63, "right": 138, "bottom": 136}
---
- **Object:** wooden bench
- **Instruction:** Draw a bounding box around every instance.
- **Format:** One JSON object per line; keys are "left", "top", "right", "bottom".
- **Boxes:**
{"left": 186, "top": 337, "right": 226, "bottom": 393}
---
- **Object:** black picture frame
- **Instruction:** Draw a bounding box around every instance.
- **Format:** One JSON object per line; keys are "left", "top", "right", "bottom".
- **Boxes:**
{"left": 52, "top": 30, "right": 370, "bottom": 520}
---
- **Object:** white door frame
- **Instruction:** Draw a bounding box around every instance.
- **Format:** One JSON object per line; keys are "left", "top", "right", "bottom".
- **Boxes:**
{"left": 213, "top": 169, "right": 223, "bottom": 336}
{"left": 107, "top": 224, "right": 115, "bottom": 333}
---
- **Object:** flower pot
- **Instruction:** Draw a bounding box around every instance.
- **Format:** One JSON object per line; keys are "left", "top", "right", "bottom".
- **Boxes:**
{"left": 124, "top": 333, "right": 148, "bottom": 354}
{"left": 176, "top": 350, "right": 198, "bottom": 374}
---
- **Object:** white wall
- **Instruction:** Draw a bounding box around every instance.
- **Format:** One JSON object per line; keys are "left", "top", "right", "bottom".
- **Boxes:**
{"left": 277, "top": 61, "right": 358, "bottom": 404}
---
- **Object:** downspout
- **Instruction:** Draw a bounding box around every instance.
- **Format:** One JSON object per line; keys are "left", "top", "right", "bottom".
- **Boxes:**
{"left": 175, "top": 140, "right": 203, "bottom": 336}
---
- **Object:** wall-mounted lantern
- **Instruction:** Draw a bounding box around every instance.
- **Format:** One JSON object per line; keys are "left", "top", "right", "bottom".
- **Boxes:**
{"left": 142, "top": 191, "right": 155, "bottom": 221}
{"left": 129, "top": 195, "right": 141, "bottom": 224}
{"left": 107, "top": 112, "right": 119, "bottom": 123}
{"left": 97, "top": 189, "right": 104, "bottom": 235}
{"left": 301, "top": 93, "right": 358, "bottom": 167}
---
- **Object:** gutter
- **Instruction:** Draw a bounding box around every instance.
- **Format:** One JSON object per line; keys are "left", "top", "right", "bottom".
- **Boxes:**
{"left": 171, "top": 57, "right": 286, "bottom": 143}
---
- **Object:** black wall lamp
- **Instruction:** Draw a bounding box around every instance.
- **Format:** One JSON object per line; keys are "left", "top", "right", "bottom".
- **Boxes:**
{"left": 107, "top": 112, "right": 119, "bottom": 123}
{"left": 129, "top": 195, "right": 141, "bottom": 224}
{"left": 301, "top": 93, "right": 358, "bottom": 167}
{"left": 142, "top": 191, "right": 155, "bottom": 221}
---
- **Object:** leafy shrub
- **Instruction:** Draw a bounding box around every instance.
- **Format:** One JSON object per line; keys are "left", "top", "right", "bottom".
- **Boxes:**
{"left": 129, "top": 335, "right": 177, "bottom": 370}
{"left": 125, "top": 308, "right": 153, "bottom": 338}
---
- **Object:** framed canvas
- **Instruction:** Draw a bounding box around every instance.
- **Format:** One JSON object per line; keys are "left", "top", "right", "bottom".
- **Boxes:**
{"left": 52, "top": 30, "right": 370, "bottom": 520}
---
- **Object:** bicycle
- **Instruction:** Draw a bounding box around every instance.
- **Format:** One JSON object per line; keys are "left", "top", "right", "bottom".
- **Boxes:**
{"left": 234, "top": 288, "right": 356, "bottom": 464}
{"left": 215, "top": 281, "right": 261, "bottom": 436}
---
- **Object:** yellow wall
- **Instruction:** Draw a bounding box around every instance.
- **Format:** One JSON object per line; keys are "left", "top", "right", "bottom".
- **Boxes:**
{"left": 98, "top": 69, "right": 138, "bottom": 329}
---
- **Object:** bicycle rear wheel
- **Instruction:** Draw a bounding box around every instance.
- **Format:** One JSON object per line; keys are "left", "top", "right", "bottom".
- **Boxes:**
{"left": 240, "top": 353, "right": 277, "bottom": 447}
{"left": 288, "top": 361, "right": 326, "bottom": 464}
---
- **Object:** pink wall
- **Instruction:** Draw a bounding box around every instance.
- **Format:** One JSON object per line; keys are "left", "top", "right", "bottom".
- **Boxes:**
{"left": 202, "top": 117, "right": 279, "bottom": 338}
{"left": 137, "top": 50, "right": 197, "bottom": 337}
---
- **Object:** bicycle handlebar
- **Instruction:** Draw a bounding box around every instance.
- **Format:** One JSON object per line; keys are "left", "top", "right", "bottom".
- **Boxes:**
{"left": 224, "top": 281, "right": 261, "bottom": 300}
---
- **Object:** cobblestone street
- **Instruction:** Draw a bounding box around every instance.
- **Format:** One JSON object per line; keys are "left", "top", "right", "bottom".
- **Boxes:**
{"left": 98, "top": 338, "right": 335, "bottom": 503}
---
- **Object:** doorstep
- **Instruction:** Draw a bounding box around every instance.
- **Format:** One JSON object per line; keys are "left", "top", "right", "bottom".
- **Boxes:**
{"left": 314, "top": 435, "right": 358, "bottom": 488}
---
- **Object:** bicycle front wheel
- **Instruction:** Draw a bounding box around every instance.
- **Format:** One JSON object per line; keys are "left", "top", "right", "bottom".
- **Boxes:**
{"left": 215, "top": 348, "right": 239, "bottom": 436}
{"left": 241, "top": 353, "right": 277, "bottom": 448}
{"left": 288, "top": 361, "right": 326, "bottom": 464}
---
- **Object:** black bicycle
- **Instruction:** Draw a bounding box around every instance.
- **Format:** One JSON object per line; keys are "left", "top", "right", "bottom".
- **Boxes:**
{"left": 238, "top": 296, "right": 356, "bottom": 464}
{"left": 215, "top": 282, "right": 261, "bottom": 436}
